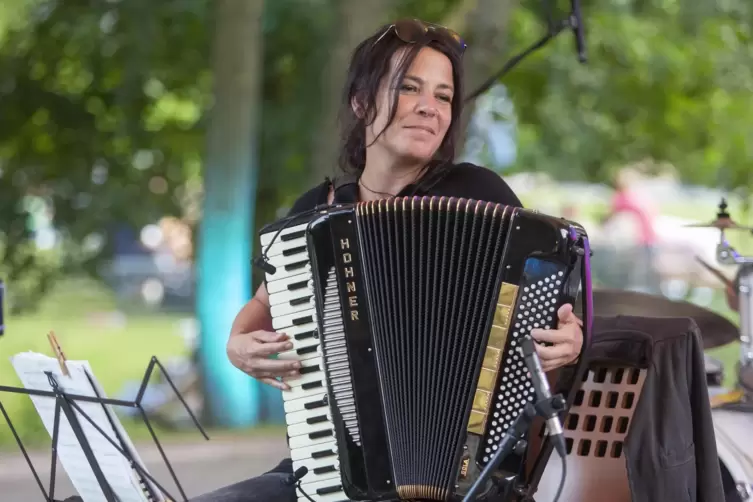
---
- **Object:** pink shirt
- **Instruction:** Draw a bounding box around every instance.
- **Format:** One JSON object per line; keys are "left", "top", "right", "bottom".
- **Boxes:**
{"left": 610, "top": 191, "right": 656, "bottom": 245}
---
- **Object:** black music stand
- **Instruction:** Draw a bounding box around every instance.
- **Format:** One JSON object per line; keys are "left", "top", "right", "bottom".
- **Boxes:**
{"left": 0, "top": 356, "right": 208, "bottom": 502}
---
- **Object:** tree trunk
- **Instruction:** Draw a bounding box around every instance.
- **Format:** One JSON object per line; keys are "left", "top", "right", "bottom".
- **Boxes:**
{"left": 308, "top": 0, "right": 393, "bottom": 184}
{"left": 454, "top": 0, "right": 519, "bottom": 142}
{"left": 196, "top": 0, "right": 265, "bottom": 427}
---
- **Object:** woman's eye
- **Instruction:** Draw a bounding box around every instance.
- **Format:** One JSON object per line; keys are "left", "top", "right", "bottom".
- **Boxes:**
{"left": 437, "top": 94, "right": 452, "bottom": 103}
{"left": 401, "top": 84, "right": 418, "bottom": 92}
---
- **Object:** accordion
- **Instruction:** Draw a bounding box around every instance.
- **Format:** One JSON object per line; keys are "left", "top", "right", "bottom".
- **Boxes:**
{"left": 259, "top": 196, "right": 590, "bottom": 502}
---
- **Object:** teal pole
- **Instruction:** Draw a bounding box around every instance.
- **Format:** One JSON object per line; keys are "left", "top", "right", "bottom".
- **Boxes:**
{"left": 196, "top": 0, "right": 265, "bottom": 427}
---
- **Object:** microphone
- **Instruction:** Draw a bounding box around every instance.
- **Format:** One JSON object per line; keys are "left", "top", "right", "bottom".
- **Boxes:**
{"left": 284, "top": 466, "right": 309, "bottom": 486}
{"left": 520, "top": 336, "right": 567, "bottom": 458}
{"left": 253, "top": 256, "right": 277, "bottom": 275}
{"left": 570, "top": 0, "right": 587, "bottom": 63}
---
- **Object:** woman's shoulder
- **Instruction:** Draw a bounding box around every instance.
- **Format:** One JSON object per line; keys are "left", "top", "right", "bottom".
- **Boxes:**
{"left": 287, "top": 180, "right": 331, "bottom": 216}
{"left": 433, "top": 162, "right": 523, "bottom": 208}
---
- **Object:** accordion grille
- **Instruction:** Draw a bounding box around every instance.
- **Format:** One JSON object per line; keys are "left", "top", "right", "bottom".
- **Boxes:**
{"left": 356, "top": 196, "right": 511, "bottom": 498}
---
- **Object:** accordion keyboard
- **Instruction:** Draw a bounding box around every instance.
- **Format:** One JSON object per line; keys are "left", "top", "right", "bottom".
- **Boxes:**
{"left": 260, "top": 222, "right": 349, "bottom": 502}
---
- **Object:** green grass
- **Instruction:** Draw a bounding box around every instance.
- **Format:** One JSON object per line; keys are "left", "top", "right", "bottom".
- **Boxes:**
{"left": 0, "top": 278, "right": 288, "bottom": 452}
{"left": 0, "top": 310, "right": 191, "bottom": 449}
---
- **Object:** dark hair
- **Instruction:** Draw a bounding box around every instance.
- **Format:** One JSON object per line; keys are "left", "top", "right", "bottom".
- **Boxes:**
{"left": 338, "top": 22, "right": 465, "bottom": 175}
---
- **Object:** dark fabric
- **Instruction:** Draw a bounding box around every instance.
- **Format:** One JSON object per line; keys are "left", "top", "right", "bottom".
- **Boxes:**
{"left": 287, "top": 161, "right": 523, "bottom": 215}
{"left": 587, "top": 315, "right": 725, "bottom": 502}
{"left": 190, "top": 458, "right": 296, "bottom": 502}
{"left": 58, "top": 461, "right": 296, "bottom": 502}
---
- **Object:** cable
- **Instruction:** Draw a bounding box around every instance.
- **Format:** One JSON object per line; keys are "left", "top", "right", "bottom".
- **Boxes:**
{"left": 295, "top": 481, "right": 317, "bottom": 502}
{"left": 465, "top": 19, "right": 570, "bottom": 103}
{"left": 552, "top": 454, "right": 567, "bottom": 502}
{"left": 253, "top": 204, "right": 329, "bottom": 275}
{"left": 465, "top": 0, "right": 589, "bottom": 104}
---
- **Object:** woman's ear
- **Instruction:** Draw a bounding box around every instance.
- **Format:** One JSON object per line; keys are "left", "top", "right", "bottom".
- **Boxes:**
{"left": 351, "top": 95, "right": 365, "bottom": 119}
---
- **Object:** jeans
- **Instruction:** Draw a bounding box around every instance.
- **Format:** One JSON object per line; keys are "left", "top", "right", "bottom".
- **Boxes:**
{"left": 191, "top": 458, "right": 296, "bottom": 502}
{"left": 62, "top": 458, "right": 296, "bottom": 502}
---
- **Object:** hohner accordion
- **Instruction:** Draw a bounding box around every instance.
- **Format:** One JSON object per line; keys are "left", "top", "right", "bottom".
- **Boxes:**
{"left": 259, "top": 196, "right": 590, "bottom": 502}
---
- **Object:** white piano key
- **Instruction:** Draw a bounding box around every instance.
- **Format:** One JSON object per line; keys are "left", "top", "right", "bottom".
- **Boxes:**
{"left": 292, "top": 457, "right": 341, "bottom": 486}
{"left": 286, "top": 405, "right": 331, "bottom": 427}
{"left": 265, "top": 261, "right": 311, "bottom": 282}
{"left": 282, "top": 380, "right": 325, "bottom": 401}
{"left": 272, "top": 308, "right": 316, "bottom": 331}
{"left": 267, "top": 250, "right": 310, "bottom": 270}
{"left": 260, "top": 222, "right": 309, "bottom": 247}
{"left": 289, "top": 440, "right": 338, "bottom": 463}
{"left": 279, "top": 346, "right": 320, "bottom": 364}
{"left": 266, "top": 272, "right": 312, "bottom": 295}
{"left": 278, "top": 335, "right": 319, "bottom": 359}
{"left": 270, "top": 295, "right": 315, "bottom": 318}
{"left": 286, "top": 368, "right": 324, "bottom": 389}
{"left": 274, "top": 322, "right": 318, "bottom": 339}
{"left": 263, "top": 235, "right": 307, "bottom": 259}
{"left": 283, "top": 392, "right": 328, "bottom": 414}
{"left": 288, "top": 428, "right": 335, "bottom": 449}
{"left": 297, "top": 478, "right": 347, "bottom": 502}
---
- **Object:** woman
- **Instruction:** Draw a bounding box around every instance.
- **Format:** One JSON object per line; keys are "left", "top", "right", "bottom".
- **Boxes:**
{"left": 202, "top": 19, "right": 583, "bottom": 502}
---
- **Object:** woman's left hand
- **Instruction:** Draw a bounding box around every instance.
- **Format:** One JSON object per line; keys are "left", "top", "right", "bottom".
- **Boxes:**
{"left": 530, "top": 303, "right": 583, "bottom": 372}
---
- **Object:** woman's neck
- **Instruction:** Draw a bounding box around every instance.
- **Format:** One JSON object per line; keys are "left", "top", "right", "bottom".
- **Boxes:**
{"left": 358, "top": 157, "right": 426, "bottom": 201}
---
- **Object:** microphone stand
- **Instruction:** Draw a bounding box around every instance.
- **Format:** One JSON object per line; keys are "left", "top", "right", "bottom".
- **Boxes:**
{"left": 465, "top": 9, "right": 586, "bottom": 103}
{"left": 462, "top": 394, "right": 566, "bottom": 502}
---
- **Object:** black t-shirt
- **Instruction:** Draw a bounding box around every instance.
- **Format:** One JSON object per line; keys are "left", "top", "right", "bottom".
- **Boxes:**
{"left": 287, "top": 162, "right": 523, "bottom": 216}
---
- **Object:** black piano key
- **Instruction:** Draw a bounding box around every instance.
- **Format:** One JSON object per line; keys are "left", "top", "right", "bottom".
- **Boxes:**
{"left": 302, "top": 381, "right": 323, "bottom": 391}
{"left": 297, "top": 345, "right": 317, "bottom": 356}
{"left": 290, "top": 296, "right": 312, "bottom": 306}
{"left": 317, "top": 484, "right": 344, "bottom": 495}
{"left": 306, "top": 415, "right": 328, "bottom": 425}
{"left": 304, "top": 398, "right": 327, "bottom": 410}
{"left": 281, "top": 230, "right": 305, "bottom": 242}
{"left": 283, "top": 245, "right": 307, "bottom": 257}
{"left": 294, "top": 330, "right": 317, "bottom": 341}
{"left": 313, "top": 465, "right": 338, "bottom": 475}
{"left": 285, "top": 260, "right": 309, "bottom": 272}
{"left": 311, "top": 448, "right": 336, "bottom": 459}
{"left": 309, "top": 429, "right": 333, "bottom": 440}
{"left": 287, "top": 280, "right": 308, "bottom": 291}
{"left": 293, "top": 315, "right": 314, "bottom": 326}
{"left": 300, "top": 364, "right": 320, "bottom": 375}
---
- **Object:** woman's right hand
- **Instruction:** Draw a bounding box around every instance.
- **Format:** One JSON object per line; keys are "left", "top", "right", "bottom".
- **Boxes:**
{"left": 227, "top": 330, "right": 301, "bottom": 390}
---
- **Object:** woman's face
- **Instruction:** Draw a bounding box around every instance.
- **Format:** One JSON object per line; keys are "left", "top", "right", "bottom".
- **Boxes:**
{"left": 364, "top": 46, "right": 455, "bottom": 167}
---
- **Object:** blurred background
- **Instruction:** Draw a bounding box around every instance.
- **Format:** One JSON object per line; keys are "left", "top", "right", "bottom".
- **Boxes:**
{"left": 0, "top": 0, "right": 751, "bottom": 498}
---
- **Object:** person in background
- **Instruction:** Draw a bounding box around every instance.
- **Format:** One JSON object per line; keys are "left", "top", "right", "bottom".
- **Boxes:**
{"left": 601, "top": 168, "right": 660, "bottom": 293}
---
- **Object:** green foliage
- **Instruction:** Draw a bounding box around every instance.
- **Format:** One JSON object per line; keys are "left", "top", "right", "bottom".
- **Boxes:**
{"left": 0, "top": 0, "right": 210, "bottom": 311}
{"left": 501, "top": 0, "right": 753, "bottom": 189}
{"left": 0, "top": 309, "right": 188, "bottom": 449}
{"left": 2, "top": 0, "right": 752, "bottom": 308}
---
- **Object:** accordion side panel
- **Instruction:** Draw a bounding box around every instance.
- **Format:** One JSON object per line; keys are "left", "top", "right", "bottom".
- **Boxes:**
{"left": 457, "top": 209, "right": 586, "bottom": 498}
{"left": 309, "top": 208, "right": 396, "bottom": 500}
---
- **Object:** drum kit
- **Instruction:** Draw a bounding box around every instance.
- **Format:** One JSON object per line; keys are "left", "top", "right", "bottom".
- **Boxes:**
{"left": 588, "top": 199, "right": 753, "bottom": 501}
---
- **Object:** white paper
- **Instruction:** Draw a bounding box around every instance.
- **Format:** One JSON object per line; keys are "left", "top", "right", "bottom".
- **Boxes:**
{"left": 10, "top": 352, "right": 165, "bottom": 502}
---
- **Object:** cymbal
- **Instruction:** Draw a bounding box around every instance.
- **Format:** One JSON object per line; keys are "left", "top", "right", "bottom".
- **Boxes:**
{"left": 576, "top": 289, "right": 739, "bottom": 350}
{"left": 684, "top": 218, "right": 753, "bottom": 231}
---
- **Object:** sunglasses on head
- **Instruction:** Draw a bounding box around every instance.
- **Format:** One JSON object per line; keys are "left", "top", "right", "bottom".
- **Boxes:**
{"left": 373, "top": 19, "right": 467, "bottom": 55}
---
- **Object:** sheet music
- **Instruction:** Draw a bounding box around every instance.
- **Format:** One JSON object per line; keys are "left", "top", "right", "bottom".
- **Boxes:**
{"left": 10, "top": 352, "right": 165, "bottom": 502}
